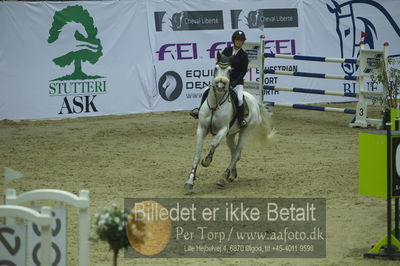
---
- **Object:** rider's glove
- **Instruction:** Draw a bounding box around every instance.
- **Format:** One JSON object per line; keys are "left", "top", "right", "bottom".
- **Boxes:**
{"left": 229, "top": 80, "right": 238, "bottom": 90}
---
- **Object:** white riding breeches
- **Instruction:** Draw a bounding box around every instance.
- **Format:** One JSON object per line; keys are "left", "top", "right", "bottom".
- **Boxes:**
{"left": 232, "top": 84, "right": 244, "bottom": 106}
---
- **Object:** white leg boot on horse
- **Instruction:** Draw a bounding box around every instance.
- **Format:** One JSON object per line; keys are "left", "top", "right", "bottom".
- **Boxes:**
{"left": 184, "top": 125, "right": 207, "bottom": 190}
{"left": 224, "top": 134, "right": 239, "bottom": 180}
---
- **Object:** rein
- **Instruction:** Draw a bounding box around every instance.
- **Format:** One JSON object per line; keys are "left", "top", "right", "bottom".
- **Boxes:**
{"left": 207, "top": 85, "right": 231, "bottom": 135}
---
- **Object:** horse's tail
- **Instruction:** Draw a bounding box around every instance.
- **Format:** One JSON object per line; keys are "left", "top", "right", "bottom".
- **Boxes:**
{"left": 250, "top": 103, "right": 276, "bottom": 146}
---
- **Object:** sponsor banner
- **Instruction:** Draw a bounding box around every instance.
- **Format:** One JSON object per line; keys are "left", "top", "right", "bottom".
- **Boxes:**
{"left": 303, "top": 0, "right": 400, "bottom": 62}
{"left": 231, "top": 8, "right": 298, "bottom": 29}
{"left": 155, "top": 10, "right": 224, "bottom": 31}
{"left": 0, "top": 1, "right": 154, "bottom": 120}
{"left": 148, "top": 0, "right": 399, "bottom": 108}
{"left": 298, "top": 0, "right": 400, "bottom": 103}
{"left": 147, "top": 0, "right": 303, "bottom": 110}
{"left": 153, "top": 59, "right": 214, "bottom": 111}
{"left": 242, "top": 42, "right": 263, "bottom": 69}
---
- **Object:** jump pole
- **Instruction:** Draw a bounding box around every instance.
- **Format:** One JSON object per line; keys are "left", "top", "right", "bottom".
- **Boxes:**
{"left": 264, "top": 53, "right": 358, "bottom": 64}
{"left": 264, "top": 85, "right": 357, "bottom": 97}
{"left": 265, "top": 101, "right": 356, "bottom": 114}
{"left": 264, "top": 69, "right": 358, "bottom": 81}
{"left": 261, "top": 36, "right": 388, "bottom": 128}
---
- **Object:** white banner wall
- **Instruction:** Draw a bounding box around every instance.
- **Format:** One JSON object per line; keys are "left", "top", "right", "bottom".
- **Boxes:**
{"left": 0, "top": 1, "right": 154, "bottom": 120}
{"left": 0, "top": 0, "right": 399, "bottom": 120}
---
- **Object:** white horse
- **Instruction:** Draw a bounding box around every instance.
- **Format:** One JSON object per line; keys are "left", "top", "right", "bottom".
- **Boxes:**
{"left": 184, "top": 52, "right": 274, "bottom": 190}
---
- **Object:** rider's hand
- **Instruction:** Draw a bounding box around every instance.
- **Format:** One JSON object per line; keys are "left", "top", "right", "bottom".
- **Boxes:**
{"left": 230, "top": 80, "right": 237, "bottom": 90}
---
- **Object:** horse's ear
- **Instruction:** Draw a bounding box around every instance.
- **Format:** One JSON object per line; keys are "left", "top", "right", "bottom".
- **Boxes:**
{"left": 217, "top": 51, "right": 221, "bottom": 62}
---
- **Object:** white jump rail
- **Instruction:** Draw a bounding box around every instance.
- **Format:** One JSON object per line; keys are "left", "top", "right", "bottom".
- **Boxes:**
{"left": 0, "top": 205, "right": 52, "bottom": 266}
{"left": 5, "top": 189, "right": 90, "bottom": 266}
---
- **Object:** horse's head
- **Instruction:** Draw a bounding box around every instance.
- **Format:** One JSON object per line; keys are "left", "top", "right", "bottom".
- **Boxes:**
{"left": 213, "top": 52, "right": 232, "bottom": 94}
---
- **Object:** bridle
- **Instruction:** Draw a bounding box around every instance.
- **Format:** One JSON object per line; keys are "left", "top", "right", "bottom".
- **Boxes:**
{"left": 207, "top": 63, "right": 232, "bottom": 135}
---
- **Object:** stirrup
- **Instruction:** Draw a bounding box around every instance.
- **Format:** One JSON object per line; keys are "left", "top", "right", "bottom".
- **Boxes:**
{"left": 190, "top": 108, "right": 199, "bottom": 119}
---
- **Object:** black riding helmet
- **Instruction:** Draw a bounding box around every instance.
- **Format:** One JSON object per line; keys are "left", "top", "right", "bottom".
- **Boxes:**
{"left": 231, "top": 30, "right": 246, "bottom": 42}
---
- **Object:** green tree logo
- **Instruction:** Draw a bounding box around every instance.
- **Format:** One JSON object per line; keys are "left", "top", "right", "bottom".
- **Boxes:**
{"left": 48, "top": 5, "right": 103, "bottom": 81}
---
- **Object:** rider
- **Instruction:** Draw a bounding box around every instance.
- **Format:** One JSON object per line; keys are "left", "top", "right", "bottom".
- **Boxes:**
{"left": 190, "top": 30, "right": 249, "bottom": 128}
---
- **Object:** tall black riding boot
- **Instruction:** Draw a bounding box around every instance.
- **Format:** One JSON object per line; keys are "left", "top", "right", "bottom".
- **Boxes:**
{"left": 190, "top": 89, "right": 209, "bottom": 119}
{"left": 237, "top": 104, "right": 247, "bottom": 128}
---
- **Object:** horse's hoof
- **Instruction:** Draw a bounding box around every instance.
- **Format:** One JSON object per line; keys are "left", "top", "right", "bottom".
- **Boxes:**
{"left": 216, "top": 169, "right": 230, "bottom": 188}
{"left": 201, "top": 158, "right": 211, "bottom": 167}
{"left": 232, "top": 168, "right": 237, "bottom": 178}
{"left": 216, "top": 179, "right": 226, "bottom": 188}
{"left": 223, "top": 169, "right": 230, "bottom": 179}
{"left": 184, "top": 183, "right": 194, "bottom": 190}
{"left": 228, "top": 168, "right": 237, "bottom": 182}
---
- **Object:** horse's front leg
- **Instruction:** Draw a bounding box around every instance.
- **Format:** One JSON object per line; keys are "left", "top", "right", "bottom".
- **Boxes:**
{"left": 185, "top": 125, "right": 208, "bottom": 190}
{"left": 217, "top": 129, "right": 250, "bottom": 188}
{"left": 226, "top": 133, "right": 238, "bottom": 179}
{"left": 201, "top": 126, "right": 229, "bottom": 167}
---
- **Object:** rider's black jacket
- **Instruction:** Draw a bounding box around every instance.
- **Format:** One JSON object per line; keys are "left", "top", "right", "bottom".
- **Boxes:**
{"left": 222, "top": 47, "right": 249, "bottom": 88}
